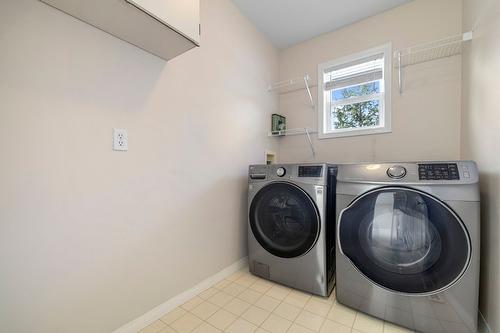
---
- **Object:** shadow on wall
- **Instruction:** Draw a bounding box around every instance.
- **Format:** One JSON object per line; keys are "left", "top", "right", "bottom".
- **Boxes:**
{"left": 478, "top": 171, "right": 500, "bottom": 328}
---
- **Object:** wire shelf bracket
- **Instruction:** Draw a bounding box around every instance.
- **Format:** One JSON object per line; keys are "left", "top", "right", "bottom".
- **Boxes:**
{"left": 268, "top": 74, "right": 315, "bottom": 109}
{"left": 268, "top": 128, "right": 316, "bottom": 156}
{"left": 395, "top": 31, "right": 473, "bottom": 94}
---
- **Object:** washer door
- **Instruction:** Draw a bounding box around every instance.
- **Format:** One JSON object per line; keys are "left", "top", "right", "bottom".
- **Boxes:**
{"left": 338, "top": 187, "right": 471, "bottom": 295}
{"left": 250, "top": 182, "right": 320, "bottom": 258}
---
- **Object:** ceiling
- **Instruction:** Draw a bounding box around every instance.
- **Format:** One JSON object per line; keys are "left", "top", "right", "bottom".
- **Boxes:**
{"left": 232, "top": 0, "right": 413, "bottom": 49}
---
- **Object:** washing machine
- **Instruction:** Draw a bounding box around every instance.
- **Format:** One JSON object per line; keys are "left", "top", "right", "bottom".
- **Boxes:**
{"left": 336, "top": 161, "right": 480, "bottom": 333}
{"left": 248, "top": 163, "right": 337, "bottom": 296}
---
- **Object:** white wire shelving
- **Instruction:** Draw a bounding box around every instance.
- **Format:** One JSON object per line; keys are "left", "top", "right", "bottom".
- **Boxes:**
{"left": 268, "top": 74, "right": 315, "bottom": 108}
{"left": 394, "top": 31, "right": 473, "bottom": 94}
{"left": 268, "top": 128, "right": 316, "bottom": 156}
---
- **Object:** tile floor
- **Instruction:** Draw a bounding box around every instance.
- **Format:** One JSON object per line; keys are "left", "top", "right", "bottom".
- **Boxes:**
{"left": 138, "top": 267, "right": 414, "bottom": 333}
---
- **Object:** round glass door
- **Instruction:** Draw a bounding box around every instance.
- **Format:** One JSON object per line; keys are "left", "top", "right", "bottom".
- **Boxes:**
{"left": 249, "top": 182, "right": 320, "bottom": 258}
{"left": 339, "top": 187, "right": 471, "bottom": 294}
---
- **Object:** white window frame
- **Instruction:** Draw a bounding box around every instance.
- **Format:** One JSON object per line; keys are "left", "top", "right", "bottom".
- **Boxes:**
{"left": 317, "top": 43, "right": 392, "bottom": 139}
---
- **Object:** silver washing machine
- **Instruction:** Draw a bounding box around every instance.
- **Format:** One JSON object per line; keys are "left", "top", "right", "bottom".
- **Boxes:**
{"left": 336, "top": 161, "right": 480, "bottom": 333}
{"left": 248, "top": 164, "right": 337, "bottom": 296}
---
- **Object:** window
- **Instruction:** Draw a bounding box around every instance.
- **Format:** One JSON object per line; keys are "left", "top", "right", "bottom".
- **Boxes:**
{"left": 318, "top": 44, "right": 391, "bottom": 139}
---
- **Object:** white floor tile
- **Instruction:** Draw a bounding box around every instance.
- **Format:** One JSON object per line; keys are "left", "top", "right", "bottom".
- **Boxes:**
{"left": 265, "top": 285, "right": 291, "bottom": 301}
{"left": 206, "top": 309, "right": 237, "bottom": 330}
{"left": 190, "top": 301, "right": 219, "bottom": 320}
{"left": 272, "top": 302, "right": 302, "bottom": 321}
{"left": 304, "top": 297, "right": 332, "bottom": 317}
{"left": 225, "top": 318, "right": 258, "bottom": 333}
{"left": 190, "top": 323, "right": 221, "bottom": 333}
{"left": 254, "top": 295, "right": 281, "bottom": 312}
{"left": 241, "top": 305, "right": 271, "bottom": 326}
{"left": 181, "top": 296, "right": 204, "bottom": 311}
{"left": 139, "top": 320, "right": 166, "bottom": 333}
{"left": 283, "top": 290, "right": 311, "bottom": 308}
{"left": 207, "top": 291, "right": 233, "bottom": 307}
{"left": 198, "top": 287, "right": 219, "bottom": 300}
{"left": 294, "top": 310, "right": 325, "bottom": 331}
{"left": 353, "top": 312, "right": 384, "bottom": 333}
{"left": 327, "top": 302, "right": 357, "bottom": 327}
{"left": 160, "top": 307, "right": 186, "bottom": 325}
{"left": 138, "top": 268, "right": 413, "bottom": 333}
{"left": 170, "top": 313, "right": 203, "bottom": 333}
{"left": 238, "top": 289, "right": 263, "bottom": 304}
{"left": 261, "top": 313, "right": 292, "bottom": 333}
{"left": 223, "top": 297, "right": 252, "bottom": 316}
{"left": 223, "top": 282, "right": 247, "bottom": 296}
{"left": 319, "top": 319, "right": 351, "bottom": 333}
{"left": 213, "top": 279, "right": 232, "bottom": 290}
{"left": 288, "top": 323, "right": 316, "bottom": 333}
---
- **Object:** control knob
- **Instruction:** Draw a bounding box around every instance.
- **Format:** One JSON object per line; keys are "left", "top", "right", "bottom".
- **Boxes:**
{"left": 276, "top": 167, "right": 286, "bottom": 177}
{"left": 387, "top": 165, "right": 407, "bottom": 179}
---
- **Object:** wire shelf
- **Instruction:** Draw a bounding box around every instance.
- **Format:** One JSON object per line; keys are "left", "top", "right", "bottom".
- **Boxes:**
{"left": 268, "top": 128, "right": 316, "bottom": 156}
{"left": 394, "top": 32, "right": 472, "bottom": 93}
{"left": 268, "top": 128, "right": 316, "bottom": 137}
{"left": 268, "top": 74, "right": 315, "bottom": 108}
{"left": 395, "top": 32, "right": 472, "bottom": 68}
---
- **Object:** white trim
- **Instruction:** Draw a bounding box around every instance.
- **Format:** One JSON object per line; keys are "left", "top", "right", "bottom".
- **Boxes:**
{"left": 317, "top": 43, "right": 392, "bottom": 139}
{"left": 479, "top": 310, "right": 493, "bottom": 333}
{"left": 111, "top": 257, "right": 249, "bottom": 333}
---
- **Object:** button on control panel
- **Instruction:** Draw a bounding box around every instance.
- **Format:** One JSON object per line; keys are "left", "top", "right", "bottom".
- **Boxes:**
{"left": 387, "top": 165, "right": 407, "bottom": 179}
{"left": 419, "top": 163, "right": 460, "bottom": 180}
{"left": 276, "top": 167, "right": 286, "bottom": 177}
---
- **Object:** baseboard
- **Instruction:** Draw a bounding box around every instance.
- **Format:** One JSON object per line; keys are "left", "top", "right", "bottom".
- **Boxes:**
{"left": 111, "top": 257, "right": 249, "bottom": 333}
{"left": 479, "top": 311, "right": 493, "bottom": 333}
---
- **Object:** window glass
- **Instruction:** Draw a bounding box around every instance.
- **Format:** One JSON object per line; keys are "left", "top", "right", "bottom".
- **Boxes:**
{"left": 331, "top": 99, "right": 380, "bottom": 130}
{"left": 318, "top": 44, "right": 391, "bottom": 139}
{"left": 332, "top": 81, "right": 380, "bottom": 102}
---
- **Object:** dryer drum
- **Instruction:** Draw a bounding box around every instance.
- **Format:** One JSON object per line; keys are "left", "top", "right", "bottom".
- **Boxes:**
{"left": 338, "top": 186, "right": 471, "bottom": 295}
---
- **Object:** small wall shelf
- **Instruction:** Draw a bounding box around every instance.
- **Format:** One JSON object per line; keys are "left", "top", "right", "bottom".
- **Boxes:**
{"left": 268, "top": 74, "right": 315, "bottom": 108}
{"left": 268, "top": 128, "right": 316, "bottom": 156}
{"left": 394, "top": 32, "right": 472, "bottom": 94}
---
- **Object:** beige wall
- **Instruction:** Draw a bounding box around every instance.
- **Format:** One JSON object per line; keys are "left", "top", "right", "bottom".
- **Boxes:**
{"left": 0, "top": 1, "right": 278, "bottom": 332}
{"left": 277, "top": 0, "right": 463, "bottom": 164}
{"left": 461, "top": 0, "right": 500, "bottom": 332}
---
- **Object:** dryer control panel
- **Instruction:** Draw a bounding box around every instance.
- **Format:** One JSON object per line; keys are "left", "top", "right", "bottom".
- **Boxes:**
{"left": 418, "top": 163, "right": 460, "bottom": 180}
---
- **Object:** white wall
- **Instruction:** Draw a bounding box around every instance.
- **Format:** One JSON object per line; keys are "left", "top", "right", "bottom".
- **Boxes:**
{"left": 461, "top": 0, "right": 500, "bottom": 332}
{"left": 0, "top": 1, "right": 278, "bottom": 332}
{"left": 277, "top": 0, "right": 463, "bottom": 164}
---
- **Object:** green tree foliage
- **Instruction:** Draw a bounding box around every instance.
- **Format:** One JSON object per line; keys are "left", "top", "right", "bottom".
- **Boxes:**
{"left": 332, "top": 82, "right": 380, "bottom": 129}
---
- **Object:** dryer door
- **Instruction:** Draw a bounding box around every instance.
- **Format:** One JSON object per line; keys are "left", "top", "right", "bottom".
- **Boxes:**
{"left": 249, "top": 182, "right": 320, "bottom": 258}
{"left": 338, "top": 187, "right": 471, "bottom": 295}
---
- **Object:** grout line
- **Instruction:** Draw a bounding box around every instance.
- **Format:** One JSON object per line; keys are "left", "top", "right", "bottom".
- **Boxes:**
{"left": 159, "top": 269, "right": 368, "bottom": 333}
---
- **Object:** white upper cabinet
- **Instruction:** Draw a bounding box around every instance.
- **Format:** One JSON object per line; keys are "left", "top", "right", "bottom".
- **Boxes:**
{"left": 40, "top": 0, "right": 200, "bottom": 61}
{"left": 127, "top": 0, "right": 200, "bottom": 44}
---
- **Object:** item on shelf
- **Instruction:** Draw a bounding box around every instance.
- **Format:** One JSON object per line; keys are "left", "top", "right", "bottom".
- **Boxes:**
{"left": 271, "top": 114, "right": 287, "bottom": 135}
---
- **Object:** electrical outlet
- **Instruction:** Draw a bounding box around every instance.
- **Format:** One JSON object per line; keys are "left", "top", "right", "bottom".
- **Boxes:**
{"left": 113, "top": 128, "right": 128, "bottom": 151}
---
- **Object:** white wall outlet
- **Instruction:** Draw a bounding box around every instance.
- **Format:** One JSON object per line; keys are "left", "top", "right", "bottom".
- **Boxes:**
{"left": 113, "top": 128, "right": 128, "bottom": 151}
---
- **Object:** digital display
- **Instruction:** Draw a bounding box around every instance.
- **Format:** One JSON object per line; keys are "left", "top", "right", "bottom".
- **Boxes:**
{"left": 418, "top": 163, "right": 460, "bottom": 180}
{"left": 298, "top": 166, "right": 323, "bottom": 177}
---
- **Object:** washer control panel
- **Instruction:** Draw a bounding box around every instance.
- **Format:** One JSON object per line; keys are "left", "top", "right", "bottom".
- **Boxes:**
{"left": 387, "top": 165, "right": 407, "bottom": 179}
{"left": 418, "top": 163, "right": 460, "bottom": 180}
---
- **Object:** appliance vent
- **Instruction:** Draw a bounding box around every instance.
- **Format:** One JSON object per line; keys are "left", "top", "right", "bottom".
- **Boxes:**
{"left": 253, "top": 261, "right": 270, "bottom": 279}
